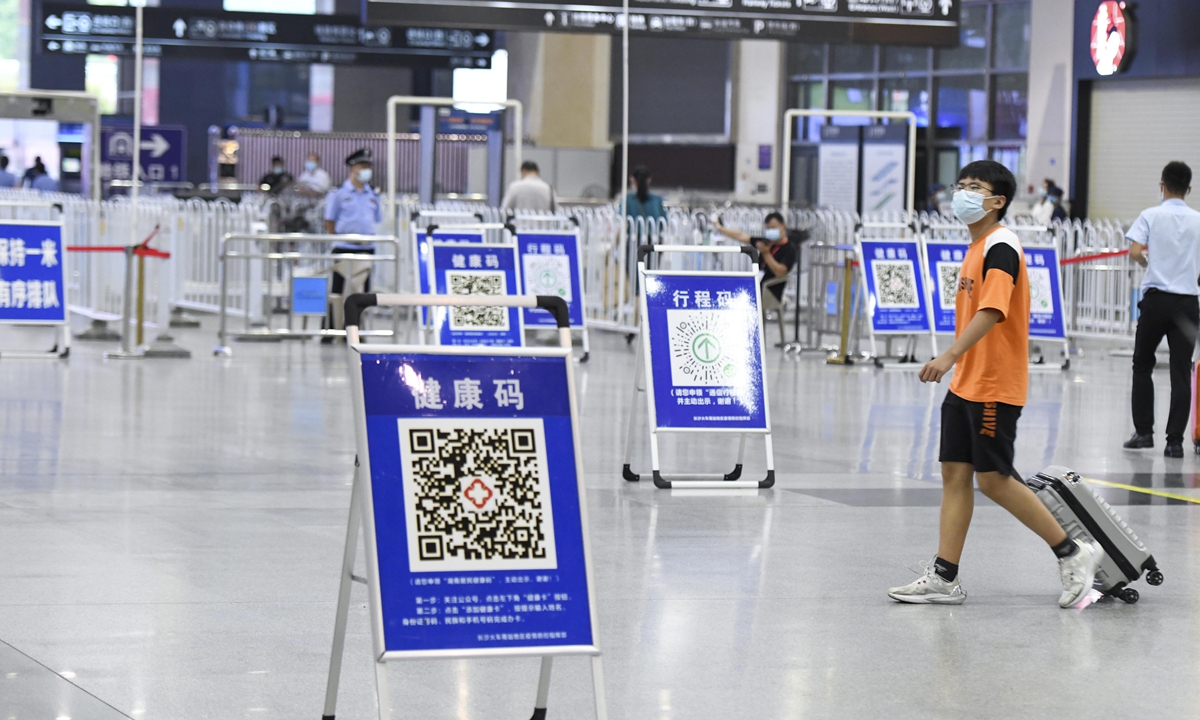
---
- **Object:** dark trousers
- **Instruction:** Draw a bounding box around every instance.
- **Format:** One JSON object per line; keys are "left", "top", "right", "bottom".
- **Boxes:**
{"left": 327, "top": 246, "right": 374, "bottom": 329}
{"left": 1132, "top": 290, "right": 1200, "bottom": 442}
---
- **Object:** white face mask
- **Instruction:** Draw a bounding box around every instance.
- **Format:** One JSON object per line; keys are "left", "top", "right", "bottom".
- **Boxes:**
{"left": 763, "top": 228, "right": 782, "bottom": 241}
{"left": 272, "top": 165, "right": 283, "bottom": 174}
{"left": 952, "top": 190, "right": 995, "bottom": 225}
{"left": 357, "top": 168, "right": 373, "bottom": 184}
{"left": 305, "top": 160, "right": 317, "bottom": 172}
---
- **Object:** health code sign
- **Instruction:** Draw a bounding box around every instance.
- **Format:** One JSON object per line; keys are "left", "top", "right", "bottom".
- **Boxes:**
{"left": 924, "top": 241, "right": 967, "bottom": 334}
{"left": 1023, "top": 246, "right": 1066, "bottom": 340}
{"left": 0, "top": 222, "right": 66, "bottom": 324}
{"left": 358, "top": 350, "right": 595, "bottom": 654}
{"left": 859, "top": 239, "right": 931, "bottom": 334}
{"left": 642, "top": 273, "right": 767, "bottom": 431}
{"left": 427, "top": 242, "right": 524, "bottom": 347}
{"left": 516, "top": 232, "right": 585, "bottom": 328}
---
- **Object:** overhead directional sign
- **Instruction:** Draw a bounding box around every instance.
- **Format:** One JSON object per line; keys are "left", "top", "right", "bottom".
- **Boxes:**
{"left": 37, "top": 1, "right": 493, "bottom": 69}
{"left": 100, "top": 124, "right": 186, "bottom": 187}
{"left": 366, "top": 0, "right": 958, "bottom": 41}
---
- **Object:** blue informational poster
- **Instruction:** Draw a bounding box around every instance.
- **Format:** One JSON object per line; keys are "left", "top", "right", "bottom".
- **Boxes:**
{"left": 516, "top": 232, "right": 585, "bottom": 328}
{"left": 923, "top": 241, "right": 969, "bottom": 334}
{"left": 859, "top": 239, "right": 931, "bottom": 334}
{"left": 0, "top": 222, "right": 67, "bottom": 324}
{"left": 100, "top": 124, "right": 187, "bottom": 186}
{"left": 291, "top": 276, "right": 328, "bottom": 316}
{"left": 641, "top": 272, "right": 769, "bottom": 431}
{"left": 416, "top": 229, "right": 486, "bottom": 324}
{"left": 1023, "top": 246, "right": 1066, "bottom": 340}
{"left": 357, "top": 348, "right": 596, "bottom": 655}
{"left": 428, "top": 242, "right": 524, "bottom": 347}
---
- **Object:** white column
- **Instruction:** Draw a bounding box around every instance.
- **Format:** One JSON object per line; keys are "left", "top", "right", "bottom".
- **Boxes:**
{"left": 733, "top": 40, "right": 783, "bottom": 204}
{"left": 310, "top": 64, "right": 335, "bottom": 132}
{"left": 16, "top": 0, "right": 31, "bottom": 89}
{"left": 1025, "top": 0, "right": 1075, "bottom": 197}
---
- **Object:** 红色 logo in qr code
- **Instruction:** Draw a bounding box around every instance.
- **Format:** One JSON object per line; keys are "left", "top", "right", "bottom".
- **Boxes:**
{"left": 936, "top": 262, "right": 961, "bottom": 310}
{"left": 447, "top": 270, "right": 508, "bottom": 330}
{"left": 398, "top": 417, "right": 557, "bottom": 572}
{"left": 871, "top": 260, "right": 919, "bottom": 309}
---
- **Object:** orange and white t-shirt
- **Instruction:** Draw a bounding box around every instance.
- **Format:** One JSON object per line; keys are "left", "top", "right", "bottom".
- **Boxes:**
{"left": 947, "top": 226, "right": 1030, "bottom": 407}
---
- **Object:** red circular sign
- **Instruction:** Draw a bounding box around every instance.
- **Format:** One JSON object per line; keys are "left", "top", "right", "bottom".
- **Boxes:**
{"left": 1091, "top": 2, "right": 1132, "bottom": 76}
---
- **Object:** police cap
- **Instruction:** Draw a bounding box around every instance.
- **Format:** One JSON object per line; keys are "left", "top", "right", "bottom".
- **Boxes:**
{"left": 345, "top": 148, "right": 372, "bottom": 167}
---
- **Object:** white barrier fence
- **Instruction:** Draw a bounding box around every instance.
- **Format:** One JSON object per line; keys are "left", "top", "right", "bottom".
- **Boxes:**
{"left": 0, "top": 188, "right": 1143, "bottom": 349}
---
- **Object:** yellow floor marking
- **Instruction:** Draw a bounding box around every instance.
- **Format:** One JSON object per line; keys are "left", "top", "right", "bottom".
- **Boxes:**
{"left": 1084, "top": 477, "right": 1200, "bottom": 505}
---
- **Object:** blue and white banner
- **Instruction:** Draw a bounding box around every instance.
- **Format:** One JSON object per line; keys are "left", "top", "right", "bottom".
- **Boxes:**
{"left": 428, "top": 242, "right": 524, "bottom": 347}
{"left": 358, "top": 349, "right": 596, "bottom": 655}
{"left": 642, "top": 272, "right": 769, "bottom": 431}
{"left": 859, "top": 239, "right": 931, "bottom": 334}
{"left": 0, "top": 222, "right": 66, "bottom": 325}
{"left": 1023, "top": 245, "right": 1066, "bottom": 340}
{"left": 516, "top": 232, "right": 585, "bottom": 329}
{"left": 923, "top": 241, "right": 968, "bottom": 334}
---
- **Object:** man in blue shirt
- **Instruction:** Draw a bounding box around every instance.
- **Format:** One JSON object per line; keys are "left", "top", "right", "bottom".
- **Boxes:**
{"left": 1124, "top": 161, "right": 1200, "bottom": 457}
{"left": 323, "top": 148, "right": 380, "bottom": 337}
{"left": 0, "top": 156, "right": 17, "bottom": 188}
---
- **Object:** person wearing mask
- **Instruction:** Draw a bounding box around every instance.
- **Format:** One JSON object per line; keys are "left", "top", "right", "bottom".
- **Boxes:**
{"left": 258, "top": 156, "right": 292, "bottom": 194}
{"left": 713, "top": 211, "right": 803, "bottom": 310}
{"left": 1123, "top": 161, "right": 1200, "bottom": 457}
{"left": 501, "top": 160, "right": 556, "bottom": 212}
{"left": 1046, "top": 186, "right": 1068, "bottom": 223}
{"left": 624, "top": 165, "right": 666, "bottom": 221}
{"left": 295, "top": 153, "right": 331, "bottom": 197}
{"left": 1031, "top": 178, "right": 1060, "bottom": 226}
{"left": 926, "top": 183, "right": 947, "bottom": 215}
{"left": 889, "top": 160, "right": 1103, "bottom": 608}
{"left": 323, "top": 148, "right": 380, "bottom": 340}
{"left": 0, "top": 156, "right": 16, "bottom": 188}
{"left": 29, "top": 162, "right": 58, "bottom": 192}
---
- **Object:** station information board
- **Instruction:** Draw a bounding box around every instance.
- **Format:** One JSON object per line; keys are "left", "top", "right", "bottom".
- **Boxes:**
{"left": 37, "top": 1, "right": 493, "bottom": 69}
{"left": 367, "top": 0, "right": 958, "bottom": 41}
{"left": 641, "top": 271, "right": 768, "bottom": 431}
{"left": 356, "top": 347, "right": 598, "bottom": 655}
{"left": 0, "top": 222, "right": 67, "bottom": 325}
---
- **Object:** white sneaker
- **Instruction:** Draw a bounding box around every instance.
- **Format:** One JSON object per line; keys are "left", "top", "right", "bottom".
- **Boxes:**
{"left": 888, "top": 560, "right": 967, "bottom": 605}
{"left": 1058, "top": 539, "right": 1104, "bottom": 608}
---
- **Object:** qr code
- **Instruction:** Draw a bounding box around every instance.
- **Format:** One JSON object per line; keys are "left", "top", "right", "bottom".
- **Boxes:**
{"left": 447, "top": 271, "right": 509, "bottom": 331}
{"left": 666, "top": 309, "right": 753, "bottom": 387}
{"left": 871, "top": 260, "right": 919, "bottom": 309}
{"left": 1028, "top": 266, "right": 1054, "bottom": 312}
{"left": 936, "top": 262, "right": 961, "bottom": 310}
{"left": 398, "top": 417, "right": 557, "bottom": 572}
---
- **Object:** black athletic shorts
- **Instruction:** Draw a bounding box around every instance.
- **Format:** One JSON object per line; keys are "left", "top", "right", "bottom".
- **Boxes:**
{"left": 939, "top": 390, "right": 1022, "bottom": 476}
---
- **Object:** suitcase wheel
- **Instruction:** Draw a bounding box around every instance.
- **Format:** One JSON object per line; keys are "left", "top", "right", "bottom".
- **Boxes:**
{"left": 1193, "top": 441, "right": 1200, "bottom": 455}
{"left": 1147, "top": 570, "right": 1164, "bottom": 586}
{"left": 1119, "top": 588, "right": 1140, "bottom": 604}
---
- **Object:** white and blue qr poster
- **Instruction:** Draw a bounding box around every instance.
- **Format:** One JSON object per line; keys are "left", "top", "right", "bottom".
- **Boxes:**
{"left": 924, "top": 241, "right": 968, "bottom": 334}
{"left": 428, "top": 242, "right": 524, "bottom": 347}
{"left": 516, "top": 232, "right": 585, "bottom": 328}
{"left": 859, "top": 239, "right": 931, "bottom": 334}
{"left": 1023, "top": 246, "right": 1066, "bottom": 340}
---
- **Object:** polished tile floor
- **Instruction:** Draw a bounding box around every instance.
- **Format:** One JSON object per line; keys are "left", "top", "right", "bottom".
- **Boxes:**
{"left": 1, "top": 321, "right": 1198, "bottom": 719}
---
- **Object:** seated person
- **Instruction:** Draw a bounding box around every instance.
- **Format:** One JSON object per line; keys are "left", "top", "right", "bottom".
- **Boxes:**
{"left": 258, "top": 156, "right": 293, "bottom": 194}
{"left": 714, "top": 211, "right": 804, "bottom": 304}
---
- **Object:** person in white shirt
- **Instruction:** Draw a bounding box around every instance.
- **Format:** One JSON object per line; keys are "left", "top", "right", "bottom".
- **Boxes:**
{"left": 1123, "top": 161, "right": 1200, "bottom": 457}
{"left": 295, "top": 153, "right": 331, "bottom": 197}
{"left": 1031, "top": 178, "right": 1058, "bottom": 226}
{"left": 500, "top": 161, "right": 556, "bottom": 212}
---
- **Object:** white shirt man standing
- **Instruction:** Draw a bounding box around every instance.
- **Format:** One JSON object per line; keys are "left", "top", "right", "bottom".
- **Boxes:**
{"left": 1123, "top": 161, "right": 1200, "bottom": 457}
{"left": 501, "top": 161, "right": 556, "bottom": 212}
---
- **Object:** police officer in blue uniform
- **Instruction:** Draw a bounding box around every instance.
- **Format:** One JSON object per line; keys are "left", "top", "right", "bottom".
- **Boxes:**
{"left": 324, "top": 148, "right": 381, "bottom": 336}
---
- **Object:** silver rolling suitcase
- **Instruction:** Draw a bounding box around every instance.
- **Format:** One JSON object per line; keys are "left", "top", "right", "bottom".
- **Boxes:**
{"left": 1024, "top": 466, "right": 1164, "bottom": 604}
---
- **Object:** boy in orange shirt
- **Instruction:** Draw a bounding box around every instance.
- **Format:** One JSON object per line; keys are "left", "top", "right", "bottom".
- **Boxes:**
{"left": 888, "top": 161, "right": 1103, "bottom": 608}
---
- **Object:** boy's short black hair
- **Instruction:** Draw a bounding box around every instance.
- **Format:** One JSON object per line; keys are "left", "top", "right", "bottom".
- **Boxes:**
{"left": 1162, "top": 161, "right": 1192, "bottom": 195}
{"left": 958, "top": 160, "right": 1016, "bottom": 221}
{"left": 764, "top": 211, "right": 785, "bottom": 226}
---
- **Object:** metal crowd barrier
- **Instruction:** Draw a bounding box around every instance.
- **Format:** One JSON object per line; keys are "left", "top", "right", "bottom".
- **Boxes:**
{"left": 215, "top": 233, "right": 403, "bottom": 354}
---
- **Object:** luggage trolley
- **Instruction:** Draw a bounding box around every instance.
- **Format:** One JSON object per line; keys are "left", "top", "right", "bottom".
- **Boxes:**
{"left": 622, "top": 243, "right": 776, "bottom": 489}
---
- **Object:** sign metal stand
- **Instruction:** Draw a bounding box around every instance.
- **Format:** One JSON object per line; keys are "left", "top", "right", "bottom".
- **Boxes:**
{"left": 323, "top": 292, "right": 607, "bottom": 720}
{"left": 0, "top": 219, "right": 70, "bottom": 360}
{"left": 855, "top": 222, "right": 937, "bottom": 369}
{"left": 623, "top": 244, "right": 775, "bottom": 490}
